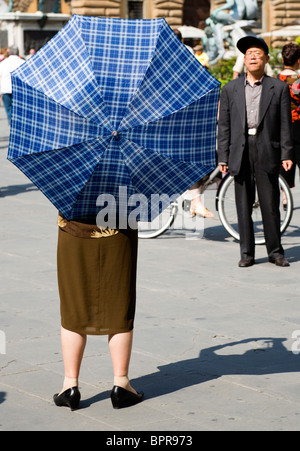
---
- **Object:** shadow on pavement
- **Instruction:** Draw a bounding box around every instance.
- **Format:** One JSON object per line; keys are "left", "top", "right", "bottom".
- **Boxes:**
{"left": 132, "top": 337, "right": 300, "bottom": 400}
{"left": 0, "top": 392, "right": 6, "bottom": 405}
{"left": 78, "top": 337, "right": 300, "bottom": 408}
{"left": 0, "top": 183, "right": 38, "bottom": 197}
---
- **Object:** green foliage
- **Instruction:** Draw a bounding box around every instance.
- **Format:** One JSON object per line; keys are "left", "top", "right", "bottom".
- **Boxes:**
{"left": 296, "top": 36, "right": 300, "bottom": 46}
{"left": 268, "top": 47, "right": 282, "bottom": 76}
{"left": 208, "top": 57, "right": 236, "bottom": 89}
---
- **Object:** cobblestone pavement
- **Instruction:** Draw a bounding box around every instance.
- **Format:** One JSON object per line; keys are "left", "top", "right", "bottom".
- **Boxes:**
{"left": 1, "top": 104, "right": 300, "bottom": 431}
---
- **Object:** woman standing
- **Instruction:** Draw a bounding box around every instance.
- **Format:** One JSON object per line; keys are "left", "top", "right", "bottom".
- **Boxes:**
{"left": 53, "top": 215, "right": 143, "bottom": 410}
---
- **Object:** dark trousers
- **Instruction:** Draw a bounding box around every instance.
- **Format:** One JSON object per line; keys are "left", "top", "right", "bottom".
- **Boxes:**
{"left": 234, "top": 135, "right": 284, "bottom": 260}
{"left": 2, "top": 93, "right": 12, "bottom": 125}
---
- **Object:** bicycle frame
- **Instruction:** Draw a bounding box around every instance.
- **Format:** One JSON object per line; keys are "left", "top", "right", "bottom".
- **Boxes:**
{"left": 214, "top": 171, "right": 231, "bottom": 212}
{"left": 138, "top": 165, "right": 293, "bottom": 240}
{"left": 197, "top": 165, "right": 230, "bottom": 212}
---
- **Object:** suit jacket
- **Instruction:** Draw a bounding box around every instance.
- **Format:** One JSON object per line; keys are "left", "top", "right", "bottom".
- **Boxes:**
{"left": 217, "top": 74, "right": 293, "bottom": 176}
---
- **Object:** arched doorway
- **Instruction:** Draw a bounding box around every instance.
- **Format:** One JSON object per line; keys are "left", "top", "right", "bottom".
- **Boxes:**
{"left": 183, "top": 0, "right": 211, "bottom": 29}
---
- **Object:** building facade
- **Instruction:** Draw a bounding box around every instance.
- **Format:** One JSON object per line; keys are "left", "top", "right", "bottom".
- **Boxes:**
{"left": 69, "top": 1, "right": 300, "bottom": 33}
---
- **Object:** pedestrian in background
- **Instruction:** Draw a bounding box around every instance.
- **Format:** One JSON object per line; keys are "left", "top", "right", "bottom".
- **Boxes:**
{"left": 173, "top": 29, "right": 194, "bottom": 54}
{"left": 277, "top": 42, "right": 300, "bottom": 206}
{"left": 0, "top": 46, "right": 25, "bottom": 125}
{"left": 218, "top": 36, "right": 293, "bottom": 267}
{"left": 194, "top": 44, "right": 209, "bottom": 67}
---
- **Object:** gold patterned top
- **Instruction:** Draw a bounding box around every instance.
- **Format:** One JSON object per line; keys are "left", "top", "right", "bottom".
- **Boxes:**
{"left": 57, "top": 213, "right": 119, "bottom": 239}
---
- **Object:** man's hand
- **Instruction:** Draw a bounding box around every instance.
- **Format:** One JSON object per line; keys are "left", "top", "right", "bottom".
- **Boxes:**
{"left": 282, "top": 160, "right": 293, "bottom": 171}
{"left": 219, "top": 164, "right": 228, "bottom": 174}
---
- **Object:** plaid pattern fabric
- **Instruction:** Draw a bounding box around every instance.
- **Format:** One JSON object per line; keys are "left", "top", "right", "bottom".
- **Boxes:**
{"left": 8, "top": 15, "right": 220, "bottom": 222}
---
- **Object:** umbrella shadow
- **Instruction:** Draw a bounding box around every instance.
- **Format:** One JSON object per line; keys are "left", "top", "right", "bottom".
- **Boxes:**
{"left": 129, "top": 337, "right": 300, "bottom": 400}
{"left": 0, "top": 183, "right": 38, "bottom": 197}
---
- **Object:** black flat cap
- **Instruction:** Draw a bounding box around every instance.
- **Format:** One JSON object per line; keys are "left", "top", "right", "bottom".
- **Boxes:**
{"left": 237, "top": 36, "right": 269, "bottom": 55}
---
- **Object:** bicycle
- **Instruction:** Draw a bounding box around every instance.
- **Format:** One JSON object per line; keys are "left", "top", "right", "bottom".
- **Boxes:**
{"left": 137, "top": 166, "right": 293, "bottom": 243}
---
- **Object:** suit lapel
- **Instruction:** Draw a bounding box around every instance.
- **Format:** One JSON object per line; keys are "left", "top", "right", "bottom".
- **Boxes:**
{"left": 258, "top": 75, "right": 274, "bottom": 127}
{"left": 234, "top": 76, "right": 246, "bottom": 131}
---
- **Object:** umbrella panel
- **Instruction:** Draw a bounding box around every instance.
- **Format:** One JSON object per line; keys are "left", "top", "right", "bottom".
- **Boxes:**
{"left": 9, "top": 77, "right": 103, "bottom": 158}
{"left": 12, "top": 140, "right": 109, "bottom": 219}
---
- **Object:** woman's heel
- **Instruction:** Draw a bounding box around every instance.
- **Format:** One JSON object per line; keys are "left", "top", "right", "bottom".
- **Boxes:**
{"left": 53, "top": 386, "right": 81, "bottom": 411}
{"left": 110, "top": 385, "right": 144, "bottom": 409}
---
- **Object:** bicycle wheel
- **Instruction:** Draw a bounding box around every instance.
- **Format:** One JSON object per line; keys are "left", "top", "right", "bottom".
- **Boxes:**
{"left": 138, "top": 202, "right": 178, "bottom": 239}
{"left": 216, "top": 174, "right": 293, "bottom": 245}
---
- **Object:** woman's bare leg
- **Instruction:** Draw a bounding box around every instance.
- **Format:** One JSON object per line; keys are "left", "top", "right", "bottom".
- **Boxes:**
{"left": 60, "top": 326, "right": 86, "bottom": 393}
{"left": 108, "top": 330, "right": 137, "bottom": 394}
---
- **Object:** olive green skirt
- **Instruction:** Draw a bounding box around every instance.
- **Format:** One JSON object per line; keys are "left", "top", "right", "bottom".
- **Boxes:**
{"left": 57, "top": 227, "right": 138, "bottom": 335}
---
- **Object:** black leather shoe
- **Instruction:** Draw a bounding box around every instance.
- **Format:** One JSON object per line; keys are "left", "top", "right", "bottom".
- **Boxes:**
{"left": 53, "top": 387, "right": 81, "bottom": 411}
{"left": 269, "top": 257, "right": 290, "bottom": 267}
{"left": 238, "top": 258, "right": 254, "bottom": 267}
{"left": 110, "top": 385, "right": 144, "bottom": 409}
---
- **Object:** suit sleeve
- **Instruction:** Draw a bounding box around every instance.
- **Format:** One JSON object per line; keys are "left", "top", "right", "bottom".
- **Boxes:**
{"left": 217, "top": 86, "right": 231, "bottom": 165}
{"left": 280, "top": 82, "right": 293, "bottom": 161}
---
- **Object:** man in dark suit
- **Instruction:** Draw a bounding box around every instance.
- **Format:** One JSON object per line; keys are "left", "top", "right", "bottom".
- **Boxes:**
{"left": 218, "top": 36, "right": 293, "bottom": 267}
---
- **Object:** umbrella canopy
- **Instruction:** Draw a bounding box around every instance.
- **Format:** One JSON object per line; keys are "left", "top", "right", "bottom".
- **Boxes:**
{"left": 8, "top": 15, "right": 220, "bottom": 225}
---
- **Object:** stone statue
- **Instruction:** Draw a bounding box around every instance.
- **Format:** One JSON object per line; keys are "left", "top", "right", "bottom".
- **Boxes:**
{"left": 211, "top": 0, "right": 257, "bottom": 24}
{"left": 38, "top": 0, "right": 45, "bottom": 11}
{"left": 7, "top": 0, "right": 13, "bottom": 12}
{"left": 204, "top": 0, "right": 258, "bottom": 65}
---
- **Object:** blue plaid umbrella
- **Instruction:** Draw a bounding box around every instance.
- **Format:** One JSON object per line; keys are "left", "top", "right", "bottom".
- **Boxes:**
{"left": 8, "top": 15, "right": 220, "bottom": 224}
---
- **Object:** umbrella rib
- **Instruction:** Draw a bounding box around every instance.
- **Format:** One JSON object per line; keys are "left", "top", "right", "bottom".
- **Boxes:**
{"left": 124, "top": 20, "right": 164, "bottom": 114}
{"left": 11, "top": 138, "right": 107, "bottom": 157}
{"left": 121, "top": 138, "right": 215, "bottom": 178}
{"left": 62, "top": 141, "right": 116, "bottom": 218}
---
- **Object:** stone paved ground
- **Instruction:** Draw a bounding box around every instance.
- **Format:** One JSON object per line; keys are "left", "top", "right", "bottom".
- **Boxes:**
{"left": 1, "top": 104, "right": 300, "bottom": 431}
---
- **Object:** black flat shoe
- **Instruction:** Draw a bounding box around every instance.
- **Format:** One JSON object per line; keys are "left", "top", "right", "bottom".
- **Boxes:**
{"left": 110, "top": 385, "right": 144, "bottom": 409}
{"left": 53, "top": 386, "right": 81, "bottom": 411}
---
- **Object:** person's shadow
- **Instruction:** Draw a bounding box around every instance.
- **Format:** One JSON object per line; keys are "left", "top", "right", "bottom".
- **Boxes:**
{"left": 81, "top": 337, "right": 300, "bottom": 407}
{"left": 0, "top": 392, "right": 6, "bottom": 404}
